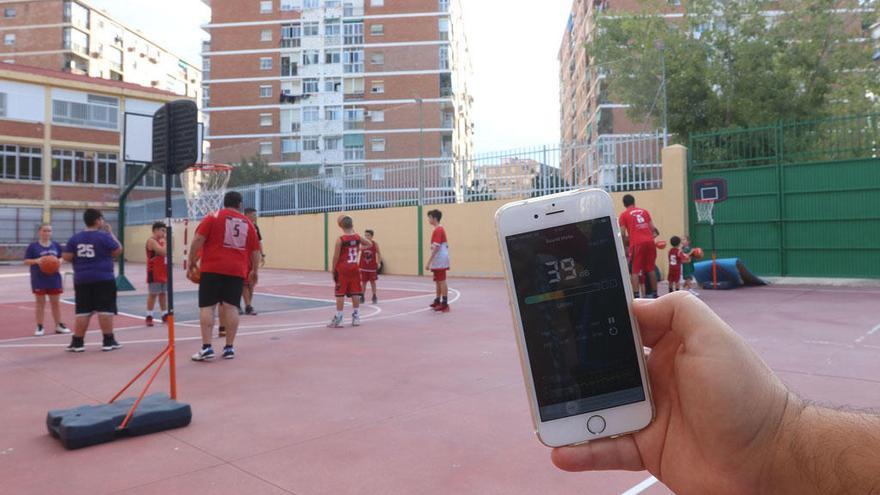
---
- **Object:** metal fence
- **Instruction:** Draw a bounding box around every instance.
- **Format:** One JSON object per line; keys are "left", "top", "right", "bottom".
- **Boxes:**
{"left": 125, "top": 133, "right": 665, "bottom": 224}
{"left": 689, "top": 114, "right": 880, "bottom": 170}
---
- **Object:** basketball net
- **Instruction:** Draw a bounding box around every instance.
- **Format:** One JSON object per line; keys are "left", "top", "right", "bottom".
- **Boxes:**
{"left": 695, "top": 199, "right": 715, "bottom": 225}
{"left": 180, "top": 164, "right": 232, "bottom": 269}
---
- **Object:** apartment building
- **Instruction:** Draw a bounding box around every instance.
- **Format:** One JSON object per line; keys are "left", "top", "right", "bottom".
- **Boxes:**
{"left": 0, "top": 62, "right": 187, "bottom": 258}
{"left": 0, "top": 0, "right": 200, "bottom": 98}
{"left": 202, "top": 0, "right": 473, "bottom": 184}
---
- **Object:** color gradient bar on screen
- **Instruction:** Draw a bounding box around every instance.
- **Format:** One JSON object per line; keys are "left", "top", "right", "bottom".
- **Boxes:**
{"left": 525, "top": 290, "right": 567, "bottom": 305}
{"left": 525, "top": 282, "right": 611, "bottom": 305}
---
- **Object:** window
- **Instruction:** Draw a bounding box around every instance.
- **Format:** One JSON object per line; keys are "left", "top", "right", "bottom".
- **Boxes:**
{"left": 51, "top": 149, "right": 117, "bottom": 185}
{"left": 303, "top": 78, "right": 319, "bottom": 93}
{"left": 325, "top": 105, "right": 342, "bottom": 121}
{"left": 3, "top": 8, "right": 15, "bottom": 18}
{"left": 3, "top": 34, "right": 14, "bottom": 46}
{"left": 0, "top": 93, "right": 5, "bottom": 117}
{"left": 52, "top": 94, "right": 119, "bottom": 130}
{"left": 370, "top": 110, "right": 384, "bottom": 122}
{"left": 304, "top": 0, "right": 319, "bottom": 8}
{"left": 260, "top": 57, "right": 273, "bottom": 70}
{"left": 324, "top": 77, "right": 342, "bottom": 92}
{"left": 260, "top": 142, "right": 273, "bottom": 155}
{"left": 370, "top": 24, "right": 384, "bottom": 36}
{"left": 343, "top": 48, "right": 363, "bottom": 73}
{"left": 326, "top": 0, "right": 341, "bottom": 7}
{"left": 65, "top": 2, "right": 90, "bottom": 29}
{"left": 282, "top": 138, "right": 301, "bottom": 153}
{"left": 302, "top": 106, "right": 319, "bottom": 122}
{"left": 370, "top": 138, "right": 386, "bottom": 152}
{"left": 343, "top": 77, "right": 364, "bottom": 95}
{"left": 303, "top": 136, "right": 320, "bottom": 151}
{"left": 325, "top": 49, "right": 341, "bottom": 64}
{"left": 280, "top": 0, "right": 300, "bottom": 11}
{"left": 260, "top": 1, "right": 273, "bottom": 13}
{"left": 440, "top": 46, "right": 449, "bottom": 70}
{"left": 439, "top": 18, "right": 449, "bottom": 40}
{"left": 371, "top": 52, "right": 384, "bottom": 65}
{"left": 0, "top": 145, "right": 42, "bottom": 181}
{"left": 303, "top": 22, "right": 320, "bottom": 37}
{"left": 281, "top": 24, "right": 301, "bottom": 47}
{"left": 261, "top": 29, "right": 273, "bottom": 41}
{"left": 63, "top": 28, "right": 89, "bottom": 55}
{"left": 344, "top": 22, "right": 364, "bottom": 45}
{"left": 370, "top": 81, "right": 384, "bottom": 94}
{"left": 344, "top": 108, "right": 364, "bottom": 130}
{"left": 302, "top": 50, "right": 319, "bottom": 65}
{"left": 325, "top": 21, "right": 341, "bottom": 40}
{"left": 370, "top": 0, "right": 384, "bottom": 5}
{"left": 324, "top": 136, "right": 342, "bottom": 150}
{"left": 260, "top": 113, "right": 273, "bottom": 127}
{"left": 260, "top": 85, "right": 273, "bottom": 98}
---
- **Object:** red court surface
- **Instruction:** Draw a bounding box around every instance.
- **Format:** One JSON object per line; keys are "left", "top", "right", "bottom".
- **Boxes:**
{"left": 1, "top": 263, "right": 879, "bottom": 495}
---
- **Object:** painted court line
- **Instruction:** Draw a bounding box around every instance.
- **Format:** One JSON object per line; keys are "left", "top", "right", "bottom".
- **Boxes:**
{"left": 0, "top": 273, "right": 29, "bottom": 279}
{"left": 854, "top": 322, "right": 880, "bottom": 344}
{"left": 621, "top": 476, "right": 659, "bottom": 495}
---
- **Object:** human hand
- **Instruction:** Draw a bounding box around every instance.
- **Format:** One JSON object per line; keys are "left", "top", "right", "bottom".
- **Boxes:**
{"left": 551, "top": 292, "right": 798, "bottom": 495}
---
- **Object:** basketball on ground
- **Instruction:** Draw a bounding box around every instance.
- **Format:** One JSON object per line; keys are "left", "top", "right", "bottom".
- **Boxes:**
{"left": 38, "top": 255, "right": 61, "bottom": 275}
{"left": 691, "top": 247, "right": 705, "bottom": 260}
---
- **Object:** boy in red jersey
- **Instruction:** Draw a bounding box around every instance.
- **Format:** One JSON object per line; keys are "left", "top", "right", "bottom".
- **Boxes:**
{"left": 144, "top": 222, "right": 168, "bottom": 327}
{"left": 667, "top": 236, "right": 689, "bottom": 292}
{"left": 425, "top": 209, "right": 450, "bottom": 312}
{"left": 328, "top": 215, "right": 373, "bottom": 328}
{"left": 359, "top": 229, "right": 381, "bottom": 304}
{"left": 618, "top": 194, "right": 660, "bottom": 298}
{"left": 187, "top": 191, "right": 261, "bottom": 361}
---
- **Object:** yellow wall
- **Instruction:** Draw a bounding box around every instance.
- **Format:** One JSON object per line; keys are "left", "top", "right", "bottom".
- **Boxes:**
{"left": 124, "top": 146, "right": 690, "bottom": 279}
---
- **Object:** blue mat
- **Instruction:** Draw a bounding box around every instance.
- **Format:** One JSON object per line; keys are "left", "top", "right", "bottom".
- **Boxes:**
{"left": 693, "top": 258, "right": 767, "bottom": 290}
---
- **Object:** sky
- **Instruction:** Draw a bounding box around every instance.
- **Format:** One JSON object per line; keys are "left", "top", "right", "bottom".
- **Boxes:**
{"left": 86, "top": 0, "right": 572, "bottom": 155}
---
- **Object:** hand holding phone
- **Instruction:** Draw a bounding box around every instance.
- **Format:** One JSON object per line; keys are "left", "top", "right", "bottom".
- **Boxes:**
{"left": 496, "top": 189, "right": 654, "bottom": 447}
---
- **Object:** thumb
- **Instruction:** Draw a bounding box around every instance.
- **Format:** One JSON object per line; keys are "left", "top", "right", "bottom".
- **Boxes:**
{"left": 551, "top": 434, "right": 644, "bottom": 472}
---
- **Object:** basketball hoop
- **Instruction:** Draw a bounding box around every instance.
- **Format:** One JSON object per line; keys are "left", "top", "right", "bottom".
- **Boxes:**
{"left": 180, "top": 163, "right": 233, "bottom": 220}
{"left": 695, "top": 199, "right": 715, "bottom": 225}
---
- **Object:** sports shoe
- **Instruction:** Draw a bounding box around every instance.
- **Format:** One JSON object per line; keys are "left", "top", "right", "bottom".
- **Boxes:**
{"left": 192, "top": 346, "right": 215, "bottom": 361}
{"left": 430, "top": 300, "right": 441, "bottom": 309}
{"left": 218, "top": 326, "right": 226, "bottom": 337}
{"left": 222, "top": 345, "right": 235, "bottom": 359}
{"left": 145, "top": 315, "right": 154, "bottom": 327}
{"left": 66, "top": 337, "right": 84, "bottom": 353}
{"left": 55, "top": 323, "right": 71, "bottom": 334}
{"left": 161, "top": 313, "right": 169, "bottom": 323}
{"left": 352, "top": 314, "right": 361, "bottom": 327}
{"left": 34, "top": 325, "right": 45, "bottom": 337}
{"left": 371, "top": 295, "right": 378, "bottom": 304}
{"left": 245, "top": 305, "right": 257, "bottom": 316}
{"left": 327, "top": 315, "right": 344, "bottom": 328}
{"left": 102, "top": 335, "right": 122, "bottom": 351}
{"left": 434, "top": 303, "right": 450, "bottom": 313}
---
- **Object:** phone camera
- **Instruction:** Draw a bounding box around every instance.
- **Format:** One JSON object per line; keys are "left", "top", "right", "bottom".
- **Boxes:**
{"left": 534, "top": 214, "right": 539, "bottom": 219}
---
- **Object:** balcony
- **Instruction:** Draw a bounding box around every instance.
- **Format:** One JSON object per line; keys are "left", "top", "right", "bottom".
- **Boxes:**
{"left": 344, "top": 120, "right": 364, "bottom": 130}
{"left": 281, "top": 38, "right": 301, "bottom": 48}
{"left": 343, "top": 5, "right": 364, "bottom": 17}
{"left": 440, "top": 86, "right": 452, "bottom": 97}
{"left": 325, "top": 35, "right": 341, "bottom": 46}
{"left": 109, "top": 61, "right": 123, "bottom": 72}
{"left": 343, "top": 63, "right": 363, "bottom": 74}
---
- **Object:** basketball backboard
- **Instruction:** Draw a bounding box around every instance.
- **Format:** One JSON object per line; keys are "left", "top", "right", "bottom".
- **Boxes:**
{"left": 124, "top": 111, "right": 204, "bottom": 164}
{"left": 693, "top": 177, "right": 728, "bottom": 203}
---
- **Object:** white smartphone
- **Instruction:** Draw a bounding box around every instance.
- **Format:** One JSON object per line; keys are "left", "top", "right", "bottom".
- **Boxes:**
{"left": 495, "top": 189, "right": 654, "bottom": 447}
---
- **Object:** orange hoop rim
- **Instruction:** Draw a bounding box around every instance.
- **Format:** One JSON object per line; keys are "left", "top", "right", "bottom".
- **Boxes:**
{"left": 695, "top": 198, "right": 716, "bottom": 203}
{"left": 183, "top": 163, "right": 233, "bottom": 172}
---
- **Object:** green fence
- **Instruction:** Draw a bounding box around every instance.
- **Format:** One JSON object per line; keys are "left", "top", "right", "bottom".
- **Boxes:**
{"left": 689, "top": 114, "right": 880, "bottom": 278}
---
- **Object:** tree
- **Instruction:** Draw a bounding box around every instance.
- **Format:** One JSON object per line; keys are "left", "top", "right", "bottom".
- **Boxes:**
{"left": 589, "top": 0, "right": 880, "bottom": 142}
{"left": 227, "top": 155, "right": 318, "bottom": 186}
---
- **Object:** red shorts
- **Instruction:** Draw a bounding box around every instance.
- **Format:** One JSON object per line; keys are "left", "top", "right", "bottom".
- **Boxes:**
{"left": 432, "top": 269, "right": 448, "bottom": 282}
{"left": 335, "top": 273, "right": 363, "bottom": 297}
{"left": 630, "top": 241, "right": 657, "bottom": 276}
{"left": 667, "top": 267, "right": 682, "bottom": 284}
{"left": 360, "top": 270, "right": 377, "bottom": 283}
{"left": 34, "top": 288, "right": 63, "bottom": 296}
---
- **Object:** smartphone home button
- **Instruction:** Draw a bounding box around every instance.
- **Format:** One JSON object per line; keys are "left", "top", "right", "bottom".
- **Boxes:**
{"left": 586, "top": 415, "right": 606, "bottom": 434}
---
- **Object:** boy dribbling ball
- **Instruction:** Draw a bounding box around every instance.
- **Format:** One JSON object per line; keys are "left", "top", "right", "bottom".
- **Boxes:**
{"left": 359, "top": 229, "right": 381, "bottom": 304}
{"left": 328, "top": 215, "right": 373, "bottom": 328}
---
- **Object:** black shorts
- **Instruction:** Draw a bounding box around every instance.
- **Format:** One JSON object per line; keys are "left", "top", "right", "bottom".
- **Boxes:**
{"left": 198, "top": 272, "right": 244, "bottom": 309}
{"left": 74, "top": 279, "right": 118, "bottom": 316}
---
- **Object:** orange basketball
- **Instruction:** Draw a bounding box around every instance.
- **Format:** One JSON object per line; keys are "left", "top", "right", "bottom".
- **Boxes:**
{"left": 188, "top": 266, "right": 201, "bottom": 284}
{"left": 337, "top": 214, "right": 346, "bottom": 227}
{"left": 691, "top": 247, "right": 705, "bottom": 260}
{"left": 655, "top": 240, "right": 667, "bottom": 250}
{"left": 38, "top": 255, "right": 61, "bottom": 275}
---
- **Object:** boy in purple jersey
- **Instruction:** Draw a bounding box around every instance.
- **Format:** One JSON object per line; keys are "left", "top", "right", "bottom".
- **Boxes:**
{"left": 24, "top": 223, "right": 70, "bottom": 336}
{"left": 62, "top": 209, "right": 123, "bottom": 353}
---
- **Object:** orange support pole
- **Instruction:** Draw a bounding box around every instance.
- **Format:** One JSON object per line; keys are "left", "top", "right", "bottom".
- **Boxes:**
{"left": 109, "top": 345, "right": 169, "bottom": 403}
{"left": 168, "top": 314, "right": 177, "bottom": 400}
{"left": 118, "top": 349, "right": 171, "bottom": 430}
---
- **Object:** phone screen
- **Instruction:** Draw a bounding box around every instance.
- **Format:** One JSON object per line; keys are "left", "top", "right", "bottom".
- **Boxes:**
{"left": 506, "top": 217, "right": 645, "bottom": 421}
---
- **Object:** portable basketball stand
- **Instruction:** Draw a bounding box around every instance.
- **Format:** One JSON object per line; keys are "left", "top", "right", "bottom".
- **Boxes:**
{"left": 692, "top": 178, "right": 728, "bottom": 289}
{"left": 47, "top": 100, "right": 199, "bottom": 449}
